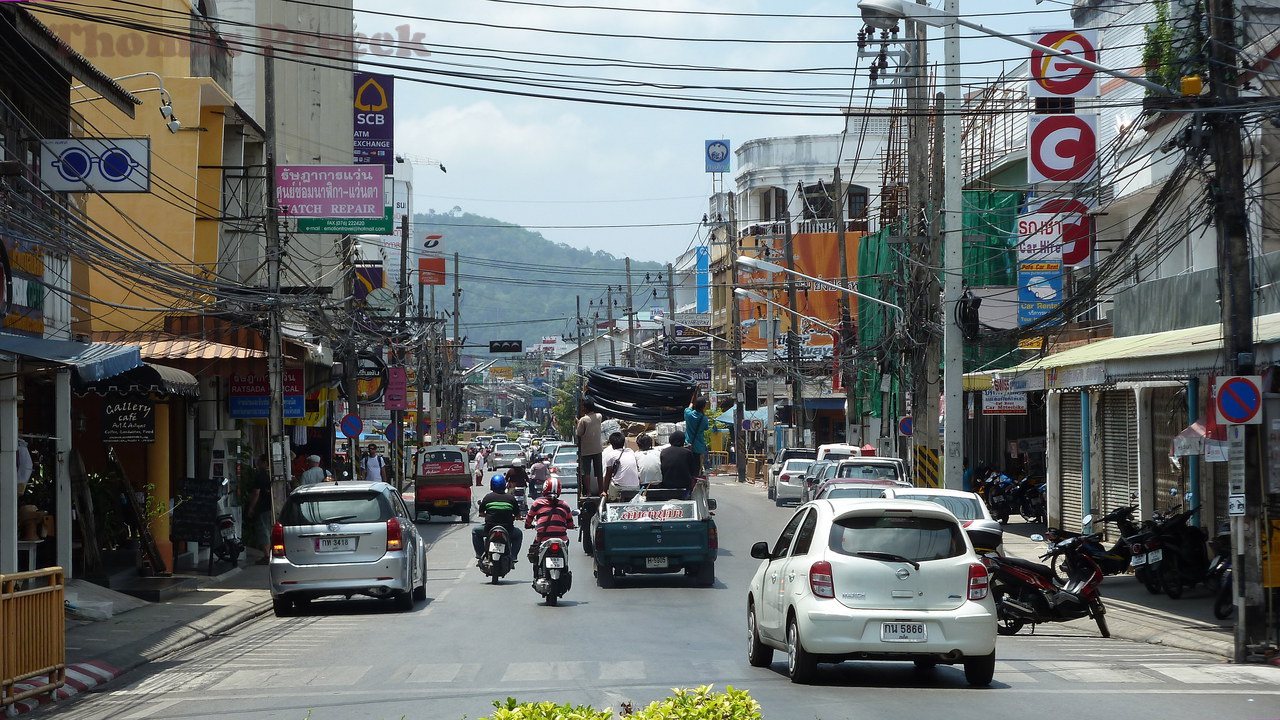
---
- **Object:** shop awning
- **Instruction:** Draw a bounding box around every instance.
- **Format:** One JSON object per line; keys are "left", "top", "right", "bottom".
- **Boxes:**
{"left": 0, "top": 334, "right": 141, "bottom": 381}
{"left": 74, "top": 362, "right": 200, "bottom": 398}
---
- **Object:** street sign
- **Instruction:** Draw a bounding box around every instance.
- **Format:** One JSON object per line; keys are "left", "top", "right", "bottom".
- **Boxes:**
{"left": 740, "top": 419, "right": 752, "bottom": 431}
{"left": 340, "top": 414, "right": 363, "bottom": 439}
{"left": 898, "top": 416, "right": 913, "bottom": 437}
{"left": 1215, "top": 375, "right": 1263, "bottom": 425}
{"left": 750, "top": 419, "right": 764, "bottom": 431}
{"left": 385, "top": 423, "right": 398, "bottom": 442}
{"left": 1227, "top": 494, "right": 1246, "bottom": 516}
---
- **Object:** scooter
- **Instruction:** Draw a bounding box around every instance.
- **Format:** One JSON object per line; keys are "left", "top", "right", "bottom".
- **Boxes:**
{"left": 990, "top": 532, "right": 1110, "bottom": 638}
{"left": 980, "top": 472, "right": 1014, "bottom": 524}
{"left": 1046, "top": 506, "right": 1141, "bottom": 578}
{"left": 1205, "top": 526, "right": 1233, "bottom": 619}
{"left": 1010, "top": 477, "right": 1046, "bottom": 524}
{"left": 210, "top": 477, "right": 243, "bottom": 567}
{"left": 531, "top": 536, "right": 572, "bottom": 606}
{"left": 1142, "top": 493, "right": 1208, "bottom": 599}
{"left": 478, "top": 525, "right": 515, "bottom": 584}
{"left": 512, "top": 483, "right": 529, "bottom": 517}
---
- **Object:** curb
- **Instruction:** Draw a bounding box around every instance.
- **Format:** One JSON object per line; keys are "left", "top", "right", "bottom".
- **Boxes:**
{"left": 7, "top": 660, "right": 122, "bottom": 715}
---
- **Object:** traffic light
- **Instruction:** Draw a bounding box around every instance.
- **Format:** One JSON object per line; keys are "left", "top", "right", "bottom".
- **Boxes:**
{"left": 489, "top": 340, "right": 523, "bottom": 353}
{"left": 744, "top": 380, "right": 758, "bottom": 411}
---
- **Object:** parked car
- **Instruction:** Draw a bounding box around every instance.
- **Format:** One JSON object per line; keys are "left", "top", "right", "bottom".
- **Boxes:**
{"left": 880, "top": 487, "right": 1004, "bottom": 556}
{"left": 746, "top": 498, "right": 997, "bottom": 685}
{"left": 487, "top": 442, "right": 526, "bottom": 470}
{"left": 550, "top": 445, "right": 579, "bottom": 490}
{"left": 799, "top": 460, "right": 833, "bottom": 503}
{"left": 814, "top": 443, "right": 864, "bottom": 465}
{"left": 268, "top": 481, "right": 427, "bottom": 616}
{"left": 814, "top": 478, "right": 905, "bottom": 500}
{"left": 832, "top": 457, "right": 908, "bottom": 485}
{"left": 768, "top": 447, "right": 817, "bottom": 500}
{"left": 774, "top": 459, "right": 816, "bottom": 507}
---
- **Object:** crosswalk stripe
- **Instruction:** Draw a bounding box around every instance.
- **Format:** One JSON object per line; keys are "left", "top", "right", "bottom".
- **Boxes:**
{"left": 501, "top": 661, "right": 591, "bottom": 682}
{"left": 993, "top": 662, "right": 1039, "bottom": 683}
{"left": 598, "top": 660, "right": 646, "bottom": 680}
{"left": 1150, "top": 665, "right": 1279, "bottom": 684}
{"left": 405, "top": 663, "right": 482, "bottom": 683}
{"left": 1029, "top": 662, "right": 1164, "bottom": 683}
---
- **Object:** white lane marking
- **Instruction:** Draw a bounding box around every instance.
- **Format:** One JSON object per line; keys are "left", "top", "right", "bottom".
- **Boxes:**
{"left": 1151, "top": 665, "right": 1280, "bottom": 684}
{"left": 116, "top": 699, "right": 182, "bottom": 719}
{"left": 502, "top": 661, "right": 591, "bottom": 681}
{"left": 1030, "top": 662, "right": 1165, "bottom": 683}
{"left": 598, "top": 660, "right": 646, "bottom": 679}
{"left": 405, "top": 663, "right": 482, "bottom": 683}
{"left": 993, "top": 661, "right": 1039, "bottom": 683}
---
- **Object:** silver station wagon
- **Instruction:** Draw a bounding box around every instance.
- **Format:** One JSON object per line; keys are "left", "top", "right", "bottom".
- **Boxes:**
{"left": 269, "top": 481, "right": 426, "bottom": 615}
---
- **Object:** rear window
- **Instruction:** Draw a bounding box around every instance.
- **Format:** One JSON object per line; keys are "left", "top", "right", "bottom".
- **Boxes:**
{"left": 893, "top": 494, "right": 981, "bottom": 521}
{"left": 824, "top": 452, "right": 854, "bottom": 463}
{"left": 821, "top": 487, "right": 887, "bottom": 499}
{"left": 495, "top": 443, "right": 521, "bottom": 452}
{"left": 783, "top": 460, "right": 814, "bottom": 471}
{"left": 282, "top": 492, "right": 391, "bottom": 525}
{"left": 838, "top": 464, "right": 899, "bottom": 480}
{"left": 421, "top": 449, "right": 465, "bottom": 464}
{"left": 783, "top": 449, "right": 817, "bottom": 461}
{"left": 828, "top": 515, "right": 964, "bottom": 561}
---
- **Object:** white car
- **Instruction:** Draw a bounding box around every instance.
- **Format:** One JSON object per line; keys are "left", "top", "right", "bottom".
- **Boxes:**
{"left": 487, "top": 442, "right": 525, "bottom": 470}
{"left": 879, "top": 487, "right": 1005, "bottom": 556}
{"left": 774, "top": 459, "right": 815, "bottom": 507}
{"left": 747, "top": 498, "right": 997, "bottom": 685}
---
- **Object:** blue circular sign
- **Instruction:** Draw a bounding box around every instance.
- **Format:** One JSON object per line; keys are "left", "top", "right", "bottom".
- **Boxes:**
{"left": 339, "top": 413, "right": 363, "bottom": 439}
{"left": 385, "top": 423, "right": 398, "bottom": 442}
{"left": 898, "top": 416, "right": 913, "bottom": 437}
{"left": 1218, "top": 376, "right": 1261, "bottom": 424}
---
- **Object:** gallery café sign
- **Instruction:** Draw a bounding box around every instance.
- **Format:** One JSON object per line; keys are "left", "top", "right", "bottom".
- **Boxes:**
{"left": 103, "top": 399, "right": 155, "bottom": 443}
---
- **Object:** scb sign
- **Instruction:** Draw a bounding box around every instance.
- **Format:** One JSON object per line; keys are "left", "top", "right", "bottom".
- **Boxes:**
{"left": 354, "top": 72, "right": 394, "bottom": 172}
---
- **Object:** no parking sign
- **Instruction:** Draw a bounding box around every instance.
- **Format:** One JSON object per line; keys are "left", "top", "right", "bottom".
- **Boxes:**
{"left": 1215, "top": 376, "right": 1263, "bottom": 425}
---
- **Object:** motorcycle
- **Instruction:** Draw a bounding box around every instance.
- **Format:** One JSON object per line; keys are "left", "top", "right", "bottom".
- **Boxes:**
{"left": 210, "top": 477, "right": 244, "bottom": 567}
{"left": 990, "top": 532, "right": 1110, "bottom": 638}
{"left": 978, "top": 472, "right": 1014, "bottom": 524}
{"left": 1046, "top": 506, "right": 1141, "bottom": 578}
{"left": 478, "top": 525, "right": 515, "bottom": 583}
{"left": 531, "top": 537, "right": 572, "bottom": 606}
{"left": 1205, "top": 526, "right": 1233, "bottom": 619}
{"left": 1009, "top": 477, "right": 1046, "bottom": 524}
{"left": 1140, "top": 494, "right": 1208, "bottom": 599}
{"left": 512, "top": 483, "right": 529, "bottom": 518}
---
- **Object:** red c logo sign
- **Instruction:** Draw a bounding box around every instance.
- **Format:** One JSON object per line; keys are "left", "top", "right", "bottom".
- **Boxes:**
{"left": 1031, "top": 30, "right": 1099, "bottom": 97}
{"left": 1029, "top": 115, "right": 1097, "bottom": 183}
{"left": 1038, "top": 199, "right": 1092, "bottom": 265}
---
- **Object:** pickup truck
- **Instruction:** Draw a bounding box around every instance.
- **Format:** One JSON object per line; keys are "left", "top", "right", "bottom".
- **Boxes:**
{"left": 413, "top": 445, "right": 473, "bottom": 523}
{"left": 591, "top": 489, "right": 717, "bottom": 588}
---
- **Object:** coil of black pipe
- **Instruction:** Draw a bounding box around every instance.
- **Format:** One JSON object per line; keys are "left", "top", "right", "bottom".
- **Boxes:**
{"left": 583, "top": 366, "right": 696, "bottom": 423}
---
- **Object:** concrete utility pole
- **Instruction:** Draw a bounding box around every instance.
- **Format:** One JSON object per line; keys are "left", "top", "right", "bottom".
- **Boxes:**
{"left": 452, "top": 251, "right": 461, "bottom": 433}
{"left": 941, "top": 0, "right": 965, "bottom": 490}
{"left": 393, "top": 214, "right": 409, "bottom": 489}
{"left": 906, "top": 19, "right": 929, "bottom": 461}
{"left": 575, "top": 295, "right": 584, "bottom": 410}
{"left": 833, "top": 166, "right": 855, "bottom": 444}
{"left": 263, "top": 48, "right": 289, "bottom": 515}
{"left": 625, "top": 257, "right": 636, "bottom": 363}
{"left": 605, "top": 288, "right": 617, "bottom": 366}
{"left": 783, "top": 203, "right": 804, "bottom": 445}
{"left": 666, "top": 263, "right": 677, "bottom": 328}
{"left": 729, "top": 191, "right": 746, "bottom": 483}
{"left": 341, "top": 233, "right": 358, "bottom": 470}
{"left": 1206, "top": 0, "right": 1264, "bottom": 662}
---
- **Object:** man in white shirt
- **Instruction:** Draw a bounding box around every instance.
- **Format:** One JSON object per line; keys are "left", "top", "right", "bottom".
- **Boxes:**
{"left": 362, "top": 445, "right": 386, "bottom": 483}
{"left": 601, "top": 431, "right": 641, "bottom": 502}
{"left": 299, "top": 455, "right": 326, "bottom": 485}
{"left": 634, "top": 433, "right": 663, "bottom": 488}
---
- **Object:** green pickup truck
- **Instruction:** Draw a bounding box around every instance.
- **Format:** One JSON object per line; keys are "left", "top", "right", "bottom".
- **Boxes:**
{"left": 591, "top": 490, "right": 717, "bottom": 588}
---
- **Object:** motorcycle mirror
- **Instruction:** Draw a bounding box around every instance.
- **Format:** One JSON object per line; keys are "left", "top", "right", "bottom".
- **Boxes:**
{"left": 1169, "top": 486, "right": 1178, "bottom": 497}
{"left": 1030, "top": 534, "right": 1045, "bottom": 542}
{"left": 1081, "top": 514, "right": 1094, "bottom": 530}
{"left": 1184, "top": 491, "right": 1193, "bottom": 503}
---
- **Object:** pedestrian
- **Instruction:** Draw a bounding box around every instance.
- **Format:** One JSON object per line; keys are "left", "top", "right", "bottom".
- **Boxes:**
{"left": 575, "top": 398, "right": 604, "bottom": 496}
{"left": 246, "top": 455, "right": 273, "bottom": 564}
{"left": 634, "top": 433, "right": 662, "bottom": 488}
{"left": 684, "top": 396, "right": 710, "bottom": 473}
{"left": 601, "top": 431, "right": 641, "bottom": 502}
{"left": 659, "top": 430, "right": 698, "bottom": 499}
{"left": 361, "top": 444, "right": 387, "bottom": 483}
{"left": 473, "top": 447, "right": 487, "bottom": 486}
{"left": 298, "top": 455, "right": 326, "bottom": 485}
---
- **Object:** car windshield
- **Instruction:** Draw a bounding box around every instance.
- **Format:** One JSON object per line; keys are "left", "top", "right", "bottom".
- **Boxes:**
{"left": 828, "top": 515, "right": 964, "bottom": 561}
{"left": 784, "top": 460, "right": 814, "bottom": 472}
{"left": 553, "top": 450, "right": 577, "bottom": 463}
{"left": 784, "top": 450, "right": 817, "bottom": 461}
{"left": 495, "top": 443, "right": 521, "bottom": 453}
{"left": 893, "top": 494, "right": 982, "bottom": 521}
{"left": 821, "top": 486, "right": 888, "bottom": 499}
{"left": 282, "top": 492, "right": 389, "bottom": 525}
{"left": 838, "top": 464, "right": 899, "bottom": 480}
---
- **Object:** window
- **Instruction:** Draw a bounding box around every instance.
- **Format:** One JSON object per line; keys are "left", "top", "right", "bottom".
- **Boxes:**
{"left": 791, "top": 510, "right": 818, "bottom": 556}
{"left": 894, "top": 494, "right": 981, "bottom": 521}
{"left": 823, "top": 487, "right": 888, "bottom": 500}
{"left": 847, "top": 185, "right": 869, "bottom": 218}
{"left": 838, "top": 464, "right": 899, "bottom": 480}
{"left": 770, "top": 510, "right": 806, "bottom": 559}
{"left": 828, "top": 515, "right": 964, "bottom": 561}
{"left": 283, "top": 492, "right": 390, "bottom": 525}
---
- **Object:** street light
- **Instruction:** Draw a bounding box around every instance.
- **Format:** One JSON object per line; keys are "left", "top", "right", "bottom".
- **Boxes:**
{"left": 735, "top": 255, "right": 904, "bottom": 326}
{"left": 734, "top": 287, "right": 840, "bottom": 334}
{"left": 71, "top": 71, "right": 184, "bottom": 132}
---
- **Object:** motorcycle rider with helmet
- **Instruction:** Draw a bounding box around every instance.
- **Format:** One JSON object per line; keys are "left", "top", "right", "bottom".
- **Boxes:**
{"left": 472, "top": 474, "right": 523, "bottom": 564}
{"left": 525, "top": 477, "right": 575, "bottom": 566}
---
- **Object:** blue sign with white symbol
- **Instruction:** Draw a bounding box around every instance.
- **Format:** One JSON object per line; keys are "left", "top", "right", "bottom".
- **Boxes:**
{"left": 705, "top": 139, "right": 730, "bottom": 173}
{"left": 340, "top": 414, "right": 363, "bottom": 439}
{"left": 40, "top": 138, "right": 151, "bottom": 193}
{"left": 1018, "top": 261, "right": 1063, "bottom": 325}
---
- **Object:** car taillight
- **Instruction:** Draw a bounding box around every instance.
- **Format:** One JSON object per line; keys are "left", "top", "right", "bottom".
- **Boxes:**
{"left": 386, "top": 517, "right": 404, "bottom": 551}
{"left": 708, "top": 525, "right": 718, "bottom": 550}
{"left": 270, "top": 523, "right": 285, "bottom": 557}
{"left": 780, "top": 474, "right": 790, "bottom": 483}
{"left": 809, "top": 561, "right": 834, "bottom": 598}
{"left": 968, "top": 562, "right": 990, "bottom": 600}
{"left": 219, "top": 516, "right": 235, "bottom": 531}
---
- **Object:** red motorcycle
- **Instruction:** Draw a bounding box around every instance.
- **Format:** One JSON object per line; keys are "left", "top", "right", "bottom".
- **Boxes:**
{"left": 990, "top": 533, "right": 1109, "bottom": 638}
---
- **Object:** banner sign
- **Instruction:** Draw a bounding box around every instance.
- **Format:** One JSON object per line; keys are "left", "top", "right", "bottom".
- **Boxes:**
{"left": 353, "top": 72, "right": 395, "bottom": 172}
{"left": 41, "top": 138, "right": 150, "bottom": 192}
{"left": 982, "top": 390, "right": 1029, "bottom": 416}
{"left": 1018, "top": 261, "right": 1063, "bottom": 326}
{"left": 385, "top": 366, "right": 408, "bottom": 410}
{"left": 1028, "top": 114, "right": 1097, "bottom": 184}
{"left": 229, "top": 369, "right": 304, "bottom": 418}
{"left": 275, "top": 165, "right": 383, "bottom": 218}
{"left": 299, "top": 177, "right": 394, "bottom": 234}
{"left": 705, "top": 140, "right": 730, "bottom": 173}
{"left": 1029, "top": 29, "right": 1099, "bottom": 98}
{"left": 418, "top": 257, "right": 447, "bottom": 284}
{"left": 1017, "top": 213, "right": 1065, "bottom": 261}
{"left": 102, "top": 398, "right": 155, "bottom": 443}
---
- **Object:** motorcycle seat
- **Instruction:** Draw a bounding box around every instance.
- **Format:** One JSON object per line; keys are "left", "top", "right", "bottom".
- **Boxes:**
{"left": 1000, "top": 556, "right": 1054, "bottom": 578}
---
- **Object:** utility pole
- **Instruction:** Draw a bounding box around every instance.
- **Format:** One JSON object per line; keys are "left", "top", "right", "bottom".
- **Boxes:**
{"left": 575, "top": 295, "right": 584, "bottom": 411}
{"left": 452, "top": 251, "right": 461, "bottom": 433}
{"left": 393, "top": 214, "right": 409, "bottom": 490}
{"left": 783, "top": 202, "right": 804, "bottom": 445}
{"left": 625, "top": 257, "right": 636, "bottom": 365}
{"left": 263, "top": 48, "right": 288, "bottom": 515}
{"left": 416, "top": 280, "right": 425, "bottom": 449}
{"left": 342, "top": 234, "right": 359, "bottom": 468}
{"left": 913, "top": 93, "right": 946, "bottom": 488}
{"left": 1206, "top": 0, "right": 1264, "bottom": 663}
{"left": 905, "top": 19, "right": 929, "bottom": 463}
{"left": 833, "top": 166, "right": 855, "bottom": 445}
{"left": 941, "top": 0, "right": 965, "bottom": 490}
{"left": 605, "top": 288, "right": 617, "bottom": 366}
{"left": 728, "top": 190, "right": 746, "bottom": 483}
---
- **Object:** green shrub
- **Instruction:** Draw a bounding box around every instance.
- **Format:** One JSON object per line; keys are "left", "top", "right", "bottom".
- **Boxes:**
{"left": 475, "top": 686, "right": 761, "bottom": 720}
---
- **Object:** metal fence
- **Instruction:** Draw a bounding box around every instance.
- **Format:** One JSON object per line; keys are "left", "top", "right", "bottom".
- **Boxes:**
{"left": 1, "top": 568, "right": 65, "bottom": 710}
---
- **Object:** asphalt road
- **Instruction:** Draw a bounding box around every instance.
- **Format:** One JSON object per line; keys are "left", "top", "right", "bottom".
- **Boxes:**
{"left": 41, "top": 476, "right": 1280, "bottom": 720}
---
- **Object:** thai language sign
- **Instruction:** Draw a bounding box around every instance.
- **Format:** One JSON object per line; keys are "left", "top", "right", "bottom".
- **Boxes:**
{"left": 229, "top": 370, "right": 304, "bottom": 418}
{"left": 982, "top": 390, "right": 1028, "bottom": 416}
{"left": 604, "top": 500, "right": 699, "bottom": 523}
{"left": 275, "top": 165, "right": 383, "bottom": 218}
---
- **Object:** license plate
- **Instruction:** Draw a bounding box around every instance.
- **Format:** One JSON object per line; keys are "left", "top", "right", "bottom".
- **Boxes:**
{"left": 645, "top": 556, "right": 669, "bottom": 569}
{"left": 1131, "top": 552, "right": 1147, "bottom": 567}
{"left": 315, "top": 537, "right": 354, "bottom": 553}
{"left": 881, "top": 622, "right": 927, "bottom": 642}
{"left": 546, "top": 557, "right": 566, "bottom": 568}
{"left": 1146, "top": 548, "right": 1162, "bottom": 563}
{"left": 489, "top": 542, "right": 506, "bottom": 553}
{"left": 433, "top": 499, "right": 450, "bottom": 507}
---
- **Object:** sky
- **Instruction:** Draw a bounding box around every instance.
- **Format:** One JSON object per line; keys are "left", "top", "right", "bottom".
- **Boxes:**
{"left": 354, "top": 1, "right": 1074, "bottom": 265}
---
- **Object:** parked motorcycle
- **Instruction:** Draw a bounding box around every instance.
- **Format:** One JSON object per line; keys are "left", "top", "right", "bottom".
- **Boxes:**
{"left": 479, "top": 525, "right": 515, "bottom": 583}
{"left": 531, "top": 537, "right": 572, "bottom": 606}
{"left": 1143, "top": 500, "right": 1208, "bottom": 599}
{"left": 980, "top": 472, "right": 1014, "bottom": 524}
{"left": 990, "top": 532, "right": 1110, "bottom": 638}
{"left": 1009, "top": 478, "right": 1047, "bottom": 524}
{"left": 1205, "top": 526, "right": 1233, "bottom": 619}
{"left": 210, "top": 477, "right": 243, "bottom": 567}
{"left": 1046, "top": 506, "right": 1142, "bottom": 578}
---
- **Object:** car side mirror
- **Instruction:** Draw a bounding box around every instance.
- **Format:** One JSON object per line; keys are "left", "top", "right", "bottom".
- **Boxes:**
{"left": 750, "top": 541, "right": 770, "bottom": 560}
{"left": 1030, "top": 534, "right": 1045, "bottom": 542}
{"left": 706, "top": 499, "right": 717, "bottom": 511}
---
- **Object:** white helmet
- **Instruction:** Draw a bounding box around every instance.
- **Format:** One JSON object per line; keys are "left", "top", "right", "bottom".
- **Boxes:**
{"left": 513, "top": 458, "right": 525, "bottom": 467}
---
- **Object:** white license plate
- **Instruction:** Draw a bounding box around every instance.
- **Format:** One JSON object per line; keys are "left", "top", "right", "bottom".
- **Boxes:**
{"left": 1131, "top": 552, "right": 1147, "bottom": 567}
{"left": 881, "top": 622, "right": 927, "bottom": 642}
{"left": 645, "top": 556, "right": 669, "bottom": 569}
{"left": 1146, "top": 548, "right": 1162, "bottom": 563}
{"left": 316, "top": 537, "right": 355, "bottom": 553}
{"left": 489, "top": 542, "right": 506, "bottom": 553}
{"left": 546, "top": 557, "right": 566, "bottom": 568}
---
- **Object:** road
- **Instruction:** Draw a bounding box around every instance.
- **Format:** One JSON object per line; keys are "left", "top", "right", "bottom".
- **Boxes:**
{"left": 42, "top": 476, "right": 1279, "bottom": 720}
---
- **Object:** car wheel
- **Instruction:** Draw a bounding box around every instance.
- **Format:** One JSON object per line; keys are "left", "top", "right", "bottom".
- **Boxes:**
{"left": 271, "top": 597, "right": 292, "bottom": 617}
{"left": 394, "top": 590, "right": 414, "bottom": 611}
{"left": 694, "top": 559, "right": 715, "bottom": 587}
{"left": 786, "top": 616, "right": 817, "bottom": 684}
{"left": 595, "top": 561, "right": 616, "bottom": 588}
{"left": 767, "top": 483, "right": 775, "bottom": 500}
{"left": 459, "top": 512, "right": 471, "bottom": 524}
{"left": 747, "top": 603, "right": 774, "bottom": 667}
{"left": 413, "top": 556, "right": 428, "bottom": 601}
{"left": 963, "top": 652, "right": 995, "bottom": 686}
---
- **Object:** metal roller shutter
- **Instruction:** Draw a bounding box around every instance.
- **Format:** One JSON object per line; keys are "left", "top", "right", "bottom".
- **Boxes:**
{"left": 1100, "top": 390, "right": 1138, "bottom": 520}
{"left": 1059, "top": 393, "right": 1082, "bottom": 531}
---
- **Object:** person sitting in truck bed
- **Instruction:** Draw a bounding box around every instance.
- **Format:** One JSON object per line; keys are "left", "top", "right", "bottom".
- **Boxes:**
{"left": 601, "top": 431, "right": 641, "bottom": 502}
{"left": 658, "top": 430, "right": 698, "bottom": 500}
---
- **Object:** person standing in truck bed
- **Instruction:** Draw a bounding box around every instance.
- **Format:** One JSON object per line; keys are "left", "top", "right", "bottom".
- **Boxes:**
{"left": 659, "top": 430, "right": 698, "bottom": 498}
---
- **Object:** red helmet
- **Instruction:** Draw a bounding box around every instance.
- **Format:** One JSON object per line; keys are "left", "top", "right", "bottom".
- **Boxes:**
{"left": 542, "top": 477, "right": 562, "bottom": 498}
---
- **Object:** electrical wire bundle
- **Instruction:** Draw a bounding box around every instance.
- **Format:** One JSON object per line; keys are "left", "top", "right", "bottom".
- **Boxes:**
{"left": 584, "top": 367, "right": 696, "bottom": 423}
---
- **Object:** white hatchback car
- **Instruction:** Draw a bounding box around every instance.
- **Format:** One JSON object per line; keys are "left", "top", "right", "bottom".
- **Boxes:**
{"left": 774, "top": 459, "right": 815, "bottom": 506}
{"left": 879, "top": 487, "right": 1005, "bottom": 555}
{"left": 747, "top": 498, "right": 997, "bottom": 685}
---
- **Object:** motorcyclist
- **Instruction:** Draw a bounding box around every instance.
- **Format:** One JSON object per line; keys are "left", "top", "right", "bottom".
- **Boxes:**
{"left": 506, "top": 458, "right": 530, "bottom": 497}
{"left": 525, "top": 477, "right": 575, "bottom": 567}
{"left": 528, "top": 453, "right": 550, "bottom": 500}
{"left": 472, "top": 474, "right": 523, "bottom": 564}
